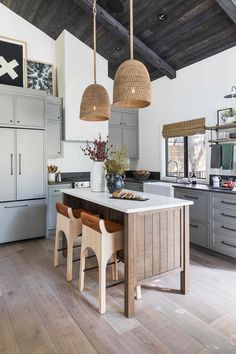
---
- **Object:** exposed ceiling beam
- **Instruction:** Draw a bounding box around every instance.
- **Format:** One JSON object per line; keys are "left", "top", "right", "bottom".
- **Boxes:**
{"left": 216, "top": 0, "right": 236, "bottom": 24}
{"left": 73, "top": 0, "right": 176, "bottom": 79}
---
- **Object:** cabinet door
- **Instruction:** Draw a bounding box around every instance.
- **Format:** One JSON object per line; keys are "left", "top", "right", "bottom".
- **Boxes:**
{"left": 15, "top": 95, "right": 45, "bottom": 127}
{"left": 0, "top": 92, "right": 14, "bottom": 126}
{"left": 0, "top": 199, "right": 46, "bottom": 244}
{"left": 123, "top": 127, "right": 138, "bottom": 158}
{"left": 122, "top": 111, "right": 138, "bottom": 127}
{"left": 17, "top": 129, "right": 45, "bottom": 200}
{"left": 48, "top": 194, "right": 62, "bottom": 229}
{"left": 47, "top": 102, "right": 61, "bottom": 121}
{"left": 190, "top": 221, "right": 209, "bottom": 247}
{"left": 110, "top": 110, "right": 122, "bottom": 126}
{"left": 109, "top": 125, "right": 122, "bottom": 151}
{"left": 0, "top": 128, "right": 16, "bottom": 201}
{"left": 47, "top": 121, "right": 62, "bottom": 157}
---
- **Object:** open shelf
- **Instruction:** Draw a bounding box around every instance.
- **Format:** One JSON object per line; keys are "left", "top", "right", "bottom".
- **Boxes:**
{"left": 206, "top": 123, "right": 236, "bottom": 131}
{"left": 208, "top": 138, "right": 236, "bottom": 144}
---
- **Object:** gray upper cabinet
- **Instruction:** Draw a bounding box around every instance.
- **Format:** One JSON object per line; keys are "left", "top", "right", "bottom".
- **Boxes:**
{"left": 0, "top": 92, "right": 14, "bottom": 126}
{"left": 109, "top": 108, "right": 139, "bottom": 159}
{"left": 46, "top": 97, "right": 63, "bottom": 158}
{"left": 15, "top": 95, "right": 45, "bottom": 128}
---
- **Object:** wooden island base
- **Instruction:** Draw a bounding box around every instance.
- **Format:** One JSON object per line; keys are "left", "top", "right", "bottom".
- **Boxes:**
{"left": 63, "top": 193, "right": 190, "bottom": 318}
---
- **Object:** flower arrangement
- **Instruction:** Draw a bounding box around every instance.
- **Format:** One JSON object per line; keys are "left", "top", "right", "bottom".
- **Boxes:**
{"left": 81, "top": 134, "right": 114, "bottom": 162}
{"left": 104, "top": 146, "right": 127, "bottom": 175}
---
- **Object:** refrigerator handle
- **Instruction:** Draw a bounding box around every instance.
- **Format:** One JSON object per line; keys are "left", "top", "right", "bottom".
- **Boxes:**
{"left": 19, "top": 154, "right": 22, "bottom": 175}
{"left": 10, "top": 154, "right": 13, "bottom": 175}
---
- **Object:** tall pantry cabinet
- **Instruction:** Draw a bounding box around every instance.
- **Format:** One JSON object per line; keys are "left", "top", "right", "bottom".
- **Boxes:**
{"left": 0, "top": 84, "right": 46, "bottom": 244}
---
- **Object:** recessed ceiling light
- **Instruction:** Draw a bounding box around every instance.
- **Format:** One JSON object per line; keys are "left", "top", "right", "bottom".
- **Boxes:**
{"left": 158, "top": 13, "right": 168, "bottom": 21}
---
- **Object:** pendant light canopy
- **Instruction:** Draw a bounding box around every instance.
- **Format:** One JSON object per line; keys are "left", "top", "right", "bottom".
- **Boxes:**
{"left": 224, "top": 85, "right": 236, "bottom": 98}
{"left": 80, "top": 0, "right": 110, "bottom": 121}
{"left": 113, "top": 0, "right": 151, "bottom": 109}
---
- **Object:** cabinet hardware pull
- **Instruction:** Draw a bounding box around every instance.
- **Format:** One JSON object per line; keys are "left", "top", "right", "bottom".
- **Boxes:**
{"left": 10, "top": 154, "right": 13, "bottom": 175}
{"left": 221, "top": 213, "right": 236, "bottom": 219}
{"left": 221, "top": 241, "right": 236, "bottom": 248}
{"left": 17, "top": 120, "right": 20, "bottom": 123}
{"left": 184, "top": 195, "right": 198, "bottom": 200}
{"left": 190, "top": 224, "right": 199, "bottom": 228}
{"left": 221, "top": 225, "right": 236, "bottom": 232}
{"left": 19, "top": 154, "right": 22, "bottom": 175}
{"left": 54, "top": 190, "right": 60, "bottom": 192}
{"left": 221, "top": 200, "right": 236, "bottom": 206}
{"left": 5, "top": 204, "right": 28, "bottom": 209}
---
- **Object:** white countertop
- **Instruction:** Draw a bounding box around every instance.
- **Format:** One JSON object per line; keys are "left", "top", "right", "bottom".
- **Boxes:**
{"left": 60, "top": 188, "right": 193, "bottom": 214}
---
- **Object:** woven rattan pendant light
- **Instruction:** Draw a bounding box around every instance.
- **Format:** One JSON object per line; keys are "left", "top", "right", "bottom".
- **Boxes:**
{"left": 80, "top": 0, "right": 110, "bottom": 121}
{"left": 113, "top": 0, "right": 151, "bottom": 108}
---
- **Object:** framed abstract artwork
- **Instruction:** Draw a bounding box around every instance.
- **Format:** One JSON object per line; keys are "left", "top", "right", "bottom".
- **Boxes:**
{"left": 27, "top": 59, "right": 56, "bottom": 95}
{"left": 0, "top": 36, "right": 27, "bottom": 87}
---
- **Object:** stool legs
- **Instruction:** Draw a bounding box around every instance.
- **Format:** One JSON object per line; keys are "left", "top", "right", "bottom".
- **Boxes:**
{"left": 54, "top": 229, "right": 61, "bottom": 267}
{"left": 66, "top": 239, "right": 74, "bottom": 282}
{"left": 135, "top": 285, "right": 142, "bottom": 300}
{"left": 79, "top": 246, "right": 86, "bottom": 291}
{"left": 111, "top": 253, "right": 119, "bottom": 281}
{"left": 99, "top": 256, "right": 107, "bottom": 314}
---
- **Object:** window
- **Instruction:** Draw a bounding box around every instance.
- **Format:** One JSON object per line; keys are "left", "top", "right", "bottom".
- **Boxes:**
{"left": 166, "top": 134, "right": 206, "bottom": 179}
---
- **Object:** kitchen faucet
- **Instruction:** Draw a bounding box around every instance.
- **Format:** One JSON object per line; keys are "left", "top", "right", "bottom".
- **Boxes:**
{"left": 167, "top": 160, "right": 179, "bottom": 182}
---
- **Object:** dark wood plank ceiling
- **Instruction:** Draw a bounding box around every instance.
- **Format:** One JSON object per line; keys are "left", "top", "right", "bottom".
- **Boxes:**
{"left": 1, "top": 0, "right": 236, "bottom": 80}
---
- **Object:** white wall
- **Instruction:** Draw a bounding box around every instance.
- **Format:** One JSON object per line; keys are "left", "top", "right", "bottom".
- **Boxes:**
{"left": 138, "top": 45, "right": 236, "bottom": 180}
{"left": 0, "top": 3, "right": 55, "bottom": 63}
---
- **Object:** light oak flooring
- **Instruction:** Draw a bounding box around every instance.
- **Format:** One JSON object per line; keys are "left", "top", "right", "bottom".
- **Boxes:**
{"left": 1, "top": 237, "right": 236, "bottom": 354}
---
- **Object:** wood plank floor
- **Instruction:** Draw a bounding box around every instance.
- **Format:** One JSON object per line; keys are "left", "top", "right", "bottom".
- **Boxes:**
{"left": 0, "top": 237, "right": 236, "bottom": 354}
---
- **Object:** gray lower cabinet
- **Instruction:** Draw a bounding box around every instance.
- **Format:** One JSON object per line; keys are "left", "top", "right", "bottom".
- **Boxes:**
{"left": 46, "top": 97, "right": 63, "bottom": 158}
{"left": 174, "top": 188, "right": 210, "bottom": 248}
{"left": 211, "top": 193, "right": 236, "bottom": 258}
{"left": 109, "top": 108, "right": 139, "bottom": 159}
{"left": 175, "top": 187, "right": 236, "bottom": 258}
{"left": 48, "top": 184, "right": 72, "bottom": 229}
{"left": 124, "top": 181, "right": 143, "bottom": 192}
{"left": 0, "top": 199, "right": 46, "bottom": 243}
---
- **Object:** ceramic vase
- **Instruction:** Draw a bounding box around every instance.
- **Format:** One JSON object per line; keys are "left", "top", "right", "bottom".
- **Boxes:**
{"left": 90, "top": 161, "right": 105, "bottom": 192}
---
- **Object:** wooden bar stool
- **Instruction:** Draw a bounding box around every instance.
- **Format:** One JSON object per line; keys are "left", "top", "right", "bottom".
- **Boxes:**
{"left": 79, "top": 212, "right": 141, "bottom": 314}
{"left": 54, "top": 202, "right": 85, "bottom": 282}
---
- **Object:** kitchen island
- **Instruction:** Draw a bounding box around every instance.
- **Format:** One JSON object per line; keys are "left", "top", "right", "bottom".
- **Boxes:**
{"left": 61, "top": 188, "right": 193, "bottom": 317}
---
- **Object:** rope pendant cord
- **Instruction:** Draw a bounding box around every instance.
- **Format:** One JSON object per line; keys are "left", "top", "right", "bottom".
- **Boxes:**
{"left": 93, "top": 0, "right": 97, "bottom": 84}
{"left": 130, "top": 0, "right": 134, "bottom": 59}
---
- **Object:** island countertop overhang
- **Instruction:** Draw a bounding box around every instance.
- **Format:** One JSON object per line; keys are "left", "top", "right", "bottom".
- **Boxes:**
{"left": 60, "top": 188, "right": 193, "bottom": 213}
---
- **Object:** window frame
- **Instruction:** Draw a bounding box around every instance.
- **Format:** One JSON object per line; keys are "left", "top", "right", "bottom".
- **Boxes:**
{"left": 165, "top": 135, "right": 206, "bottom": 179}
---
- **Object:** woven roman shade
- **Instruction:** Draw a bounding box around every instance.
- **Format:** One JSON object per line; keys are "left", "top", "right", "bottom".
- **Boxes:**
{"left": 162, "top": 118, "right": 205, "bottom": 139}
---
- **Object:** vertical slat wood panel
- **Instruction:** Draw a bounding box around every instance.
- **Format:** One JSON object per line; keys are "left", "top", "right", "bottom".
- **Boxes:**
{"left": 174, "top": 208, "right": 181, "bottom": 269}
{"left": 160, "top": 211, "right": 168, "bottom": 273}
{"left": 144, "top": 214, "right": 153, "bottom": 278}
{"left": 136, "top": 213, "right": 145, "bottom": 281}
{"left": 167, "top": 210, "right": 175, "bottom": 270}
{"left": 181, "top": 206, "right": 190, "bottom": 294}
{"left": 152, "top": 211, "right": 160, "bottom": 275}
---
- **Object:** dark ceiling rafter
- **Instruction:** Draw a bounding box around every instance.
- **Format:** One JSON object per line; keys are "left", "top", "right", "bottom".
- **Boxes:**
{"left": 73, "top": 0, "right": 176, "bottom": 79}
{"left": 215, "top": 0, "right": 236, "bottom": 24}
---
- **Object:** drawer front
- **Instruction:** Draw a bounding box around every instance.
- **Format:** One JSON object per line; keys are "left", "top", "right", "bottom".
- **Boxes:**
{"left": 212, "top": 208, "right": 236, "bottom": 225}
{"left": 190, "top": 221, "right": 209, "bottom": 247}
{"left": 212, "top": 193, "right": 236, "bottom": 211}
{"left": 175, "top": 189, "right": 209, "bottom": 222}
{"left": 0, "top": 200, "right": 46, "bottom": 244}
{"left": 48, "top": 184, "right": 72, "bottom": 196}
{"left": 212, "top": 220, "right": 236, "bottom": 239}
{"left": 212, "top": 233, "right": 236, "bottom": 258}
{"left": 124, "top": 182, "right": 143, "bottom": 192}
